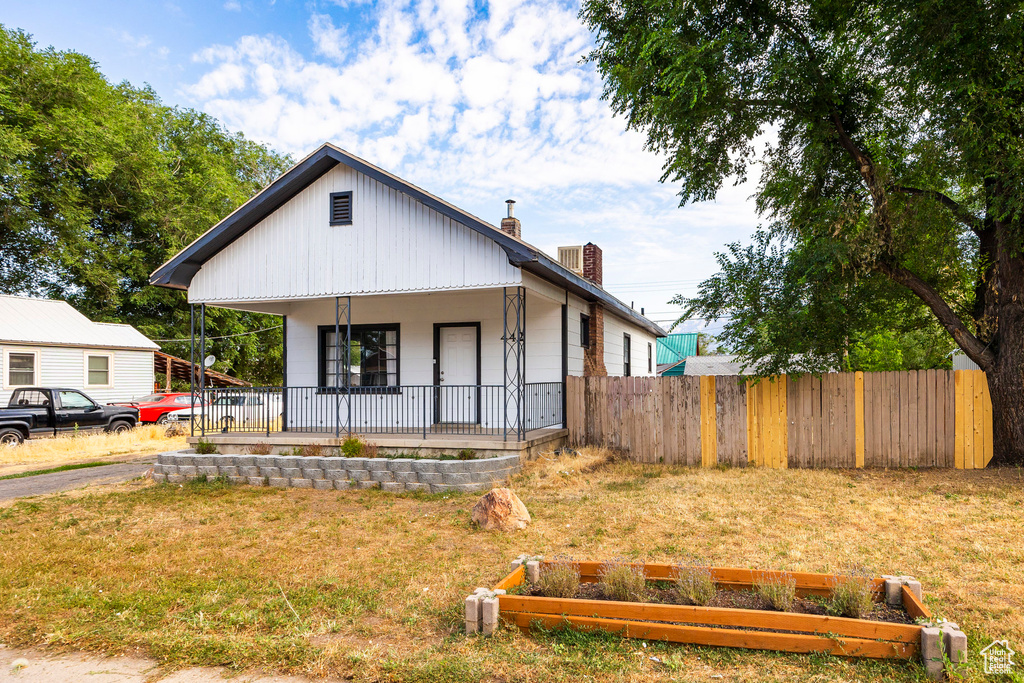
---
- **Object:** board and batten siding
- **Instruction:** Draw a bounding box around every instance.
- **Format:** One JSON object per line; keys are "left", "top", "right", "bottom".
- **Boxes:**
{"left": 188, "top": 165, "right": 521, "bottom": 303}
{"left": 0, "top": 344, "right": 155, "bottom": 406}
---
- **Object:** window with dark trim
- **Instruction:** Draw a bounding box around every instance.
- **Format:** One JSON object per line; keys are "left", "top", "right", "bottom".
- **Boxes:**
{"left": 623, "top": 333, "right": 631, "bottom": 376}
{"left": 329, "top": 191, "right": 353, "bottom": 225}
{"left": 580, "top": 313, "right": 591, "bottom": 349}
{"left": 318, "top": 324, "right": 399, "bottom": 391}
{"left": 648, "top": 343, "right": 653, "bottom": 374}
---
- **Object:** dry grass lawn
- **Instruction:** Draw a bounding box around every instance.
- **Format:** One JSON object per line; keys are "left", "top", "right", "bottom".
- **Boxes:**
{"left": 0, "top": 425, "right": 186, "bottom": 476}
{"left": 0, "top": 449, "right": 1021, "bottom": 682}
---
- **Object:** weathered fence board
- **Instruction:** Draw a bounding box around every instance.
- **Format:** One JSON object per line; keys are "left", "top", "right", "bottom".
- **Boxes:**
{"left": 568, "top": 369, "right": 993, "bottom": 469}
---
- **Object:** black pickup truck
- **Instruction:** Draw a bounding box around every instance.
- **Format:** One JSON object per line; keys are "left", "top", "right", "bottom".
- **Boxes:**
{"left": 0, "top": 388, "right": 139, "bottom": 446}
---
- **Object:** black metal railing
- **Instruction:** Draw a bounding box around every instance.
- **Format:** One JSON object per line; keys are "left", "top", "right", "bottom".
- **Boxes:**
{"left": 182, "top": 383, "right": 564, "bottom": 439}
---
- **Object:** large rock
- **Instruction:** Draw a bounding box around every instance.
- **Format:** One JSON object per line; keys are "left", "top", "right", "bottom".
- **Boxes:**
{"left": 471, "top": 488, "right": 531, "bottom": 532}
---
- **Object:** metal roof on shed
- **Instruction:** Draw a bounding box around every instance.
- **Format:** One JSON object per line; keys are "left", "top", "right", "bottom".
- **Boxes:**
{"left": 656, "top": 333, "right": 700, "bottom": 366}
{"left": 0, "top": 296, "right": 158, "bottom": 351}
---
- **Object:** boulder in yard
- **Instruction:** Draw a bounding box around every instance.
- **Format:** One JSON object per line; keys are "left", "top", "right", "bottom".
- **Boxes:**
{"left": 471, "top": 488, "right": 531, "bottom": 532}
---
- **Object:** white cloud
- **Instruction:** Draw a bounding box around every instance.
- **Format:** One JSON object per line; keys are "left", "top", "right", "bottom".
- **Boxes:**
{"left": 118, "top": 31, "right": 152, "bottom": 50}
{"left": 224, "top": 0, "right": 242, "bottom": 10}
{"left": 180, "top": 0, "right": 761, "bottom": 318}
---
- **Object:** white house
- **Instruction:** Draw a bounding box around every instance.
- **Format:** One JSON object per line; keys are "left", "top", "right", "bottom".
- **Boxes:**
{"left": 0, "top": 296, "right": 158, "bottom": 406}
{"left": 151, "top": 143, "right": 665, "bottom": 451}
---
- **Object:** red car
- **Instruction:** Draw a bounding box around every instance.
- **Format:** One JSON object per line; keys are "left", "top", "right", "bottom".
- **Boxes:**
{"left": 115, "top": 393, "right": 199, "bottom": 424}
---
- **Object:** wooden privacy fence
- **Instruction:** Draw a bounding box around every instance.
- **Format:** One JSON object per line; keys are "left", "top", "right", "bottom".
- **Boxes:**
{"left": 566, "top": 370, "right": 993, "bottom": 469}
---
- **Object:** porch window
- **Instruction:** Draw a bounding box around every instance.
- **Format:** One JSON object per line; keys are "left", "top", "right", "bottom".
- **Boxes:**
{"left": 319, "top": 324, "right": 400, "bottom": 390}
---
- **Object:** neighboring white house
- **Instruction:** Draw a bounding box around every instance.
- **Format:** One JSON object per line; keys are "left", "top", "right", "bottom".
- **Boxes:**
{"left": 682, "top": 354, "right": 747, "bottom": 376}
{"left": 0, "top": 296, "right": 158, "bottom": 406}
{"left": 150, "top": 143, "right": 665, "bottom": 439}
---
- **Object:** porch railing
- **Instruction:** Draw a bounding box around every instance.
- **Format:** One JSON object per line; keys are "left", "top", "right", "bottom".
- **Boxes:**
{"left": 183, "top": 382, "right": 564, "bottom": 439}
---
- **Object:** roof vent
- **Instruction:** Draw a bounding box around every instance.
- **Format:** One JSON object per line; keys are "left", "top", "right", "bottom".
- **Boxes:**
{"left": 558, "top": 246, "right": 584, "bottom": 275}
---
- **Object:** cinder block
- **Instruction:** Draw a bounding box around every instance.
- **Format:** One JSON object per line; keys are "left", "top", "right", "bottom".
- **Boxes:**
{"left": 358, "top": 480, "right": 380, "bottom": 489}
{"left": 412, "top": 460, "right": 438, "bottom": 473}
{"left": 176, "top": 455, "right": 197, "bottom": 467}
{"left": 394, "top": 471, "right": 418, "bottom": 483}
{"left": 312, "top": 479, "right": 334, "bottom": 490}
{"left": 178, "top": 466, "right": 198, "bottom": 476}
{"left": 268, "top": 477, "right": 290, "bottom": 488}
{"left": 252, "top": 455, "right": 275, "bottom": 468}
{"left": 334, "top": 480, "right": 352, "bottom": 491}
{"left": 348, "top": 470, "right": 369, "bottom": 481}
{"left": 904, "top": 579, "right": 923, "bottom": 602}
{"left": 417, "top": 472, "right": 443, "bottom": 485}
{"left": 247, "top": 476, "right": 266, "bottom": 486}
{"left": 470, "top": 471, "right": 507, "bottom": 484}
{"left": 481, "top": 596, "right": 499, "bottom": 635}
{"left": 381, "top": 482, "right": 404, "bottom": 492}
{"left": 371, "top": 470, "right": 395, "bottom": 482}
{"left": 526, "top": 561, "right": 541, "bottom": 583}
{"left": 404, "top": 482, "right": 428, "bottom": 492}
{"left": 301, "top": 468, "right": 325, "bottom": 480}
{"left": 151, "top": 473, "right": 167, "bottom": 483}
{"left": 511, "top": 554, "right": 528, "bottom": 571}
{"left": 943, "top": 627, "right": 967, "bottom": 664}
{"left": 324, "top": 469, "right": 348, "bottom": 481}
{"left": 290, "top": 478, "right": 313, "bottom": 489}
{"left": 194, "top": 456, "right": 215, "bottom": 467}
{"left": 884, "top": 578, "right": 903, "bottom": 606}
{"left": 217, "top": 466, "right": 239, "bottom": 477}
{"left": 259, "top": 466, "right": 281, "bottom": 478}
{"left": 342, "top": 458, "right": 367, "bottom": 470}
{"left": 429, "top": 483, "right": 457, "bottom": 494}
{"left": 228, "top": 476, "right": 247, "bottom": 485}
{"left": 387, "top": 458, "right": 415, "bottom": 472}
{"left": 166, "top": 474, "right": 186, "bottom": 484}
{"left": 232, "top": 455, "right": 255, "bottom": 467}
{"left": 238, "top": 466, "right": 260, "bottom": 477}
{"left": 920, "top": 627, "right": 944, "bottom": 681}
{"left": 316, "top": 457, "right": 341, "bottom": 470}
{"left": 159, "top": 465, "right": 178, "bottom": 475}
{"left": 364, "top": 459, "right": 390, "bottom": 471}
{"left": 276, "top": 456, "right": 301, "bottom": 469}
{"left": 465, "top": 594, "right": 481, "bottom": 634}
{"left": 459, "top": 482, "right": 488, "bottom": 493}
{"left": 281, "top": 467, "right": 302, "bottom": 478}
{"left": 197, "top": 466, "right": 219, "bottom": 477}
{"left": 442, "top": 472, "right": 474, "bottom": 486}
{"left": 436, "top": 461, "right": 468, "bottom": 474}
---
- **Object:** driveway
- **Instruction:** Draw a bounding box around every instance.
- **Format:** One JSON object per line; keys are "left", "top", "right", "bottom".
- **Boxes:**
{"left": 0, "top": 460, "right": 155, "bottom": 503}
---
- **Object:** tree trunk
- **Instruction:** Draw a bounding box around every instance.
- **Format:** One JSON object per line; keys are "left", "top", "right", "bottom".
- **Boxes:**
{"left": 986, "top": 244, "right": 1024, "bottom": 467}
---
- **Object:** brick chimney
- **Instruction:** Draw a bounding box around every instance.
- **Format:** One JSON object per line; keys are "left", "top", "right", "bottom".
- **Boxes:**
{"left": 583, "top": 242, "right": 602, "bottom": 285}
{"left": 500, "top": 199, "right": 521, "bottom": 239}
{"left": 584, "top": 303, "right": 607, "bottom": 377}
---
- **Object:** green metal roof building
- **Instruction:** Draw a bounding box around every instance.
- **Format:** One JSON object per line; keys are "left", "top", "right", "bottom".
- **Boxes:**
{"left": 656, "top": 332, "right": 700, "bottom": 376}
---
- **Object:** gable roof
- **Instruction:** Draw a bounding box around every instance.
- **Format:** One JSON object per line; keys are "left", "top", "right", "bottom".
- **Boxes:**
{"left": 656, "top": 332, "right": 699, "bottom": 366}
{"left": 0, "top": 296, "right": 158, "bottom": 351}
{"left": 150, "top": 143, "right": 665, "bottom": 338}
{"left": 682, "top": 354, "right": 746, "bottom": 376}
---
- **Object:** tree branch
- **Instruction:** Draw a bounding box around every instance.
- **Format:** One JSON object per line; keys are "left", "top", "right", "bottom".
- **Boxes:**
{"left": 889, "top": 185, "right": 986, "bottom": 234}
{"left": 877, "top": 260, "right": 995, "bottom": 370}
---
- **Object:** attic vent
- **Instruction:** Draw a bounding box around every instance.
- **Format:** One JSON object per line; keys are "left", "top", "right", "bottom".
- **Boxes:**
{"left": 329, "top": 191, "right": 353, "bottom": 225}
{"left": 557, "top": 246, "right": 584, "bottom": 275}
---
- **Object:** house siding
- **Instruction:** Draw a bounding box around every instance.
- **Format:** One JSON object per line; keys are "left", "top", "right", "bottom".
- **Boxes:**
{"left": 188, "top": 164, "right": 521, "bottom": 303}
{"left": 0, "top": 344, "right": 155, "bottom": 406}
{"left": 603, "top": 313, "right": 657, "bottom": 377}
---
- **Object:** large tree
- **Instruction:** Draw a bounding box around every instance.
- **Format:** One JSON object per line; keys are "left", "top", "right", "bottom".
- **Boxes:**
{"left": 582, "top": 0, "right": 1024, "bottom": 465}
{"left": 0, "top": 26, "right": 291, "bottom": 384}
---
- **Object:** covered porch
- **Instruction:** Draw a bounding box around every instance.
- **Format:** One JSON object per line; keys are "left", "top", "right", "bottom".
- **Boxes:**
{"left": 185, "top": 285, "right": 569, "bottom": 453}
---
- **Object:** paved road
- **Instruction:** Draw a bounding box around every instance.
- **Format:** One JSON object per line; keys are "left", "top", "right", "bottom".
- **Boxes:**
{"left": 0, "top": 461, "right": 155, "bottom": 502}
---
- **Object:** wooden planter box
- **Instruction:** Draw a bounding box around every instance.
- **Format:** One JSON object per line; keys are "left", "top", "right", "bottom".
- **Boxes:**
{"left": 492, "top": 561, "right": 933, "bottom": 661}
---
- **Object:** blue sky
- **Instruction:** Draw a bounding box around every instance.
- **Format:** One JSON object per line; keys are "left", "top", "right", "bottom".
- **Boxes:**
{"left": 1, "top": 0, "right": 760, "bottom": 333}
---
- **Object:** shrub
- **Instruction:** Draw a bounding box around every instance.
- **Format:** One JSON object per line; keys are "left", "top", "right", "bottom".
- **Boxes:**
{"left": 298, "top": 443, "right": 324, "bottom": 458}
{"left": 458, "top": 448, "right": 475, "bottom": 460}
{"left": 755, "top": 573, "right": 797, "bottom": 612}
{"left": 674, "top": 560, "right": 716, "bottom": 606}
{"left": 245, "top": 442, "right": 273, "bottom": 455}
{"left": 364, "top": 442, "right": 379, "bottom": 459}
{"left": 194, "top": 440, "right": 218, "bottom": 455}
{"left": 535, "top": 560, "right": 580, "bottom": 598}
{"left": 341, "top": 437, "right": 364, "bottom": 457}
{"left": 829, "top": 569, "right": 875, "bottom": 619}
{"left": 599, "top": 561, "right": 647, "bottom": 603}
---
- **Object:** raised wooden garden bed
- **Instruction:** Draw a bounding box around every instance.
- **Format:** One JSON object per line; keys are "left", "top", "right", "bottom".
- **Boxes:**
{"left": 476, "top": 559, "right": 960, "bottom": 680}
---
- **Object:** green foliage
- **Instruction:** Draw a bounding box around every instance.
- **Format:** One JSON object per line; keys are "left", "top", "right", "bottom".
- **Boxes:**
{"left": 828, "top": 569, "right": 875, "bottom": 619}
{"left": 0, "top": 26, "right": 291, "bottom": 384}
{"left": 535, "top": 561, "right": 581, "bottom": 599}
{"left": 598, "top": 561, "right": 647, "bottom": 603}
{"left": 673, "top": 560, "right": 716, "bottom": 606}
{"left": 340, "top": 437, "right": 365, "bottom": 458}
{"left": 754, "top": 573, "right": 797, "bottom": 612}
{"left": 193, "top": 440, "right": 218, "bottom": 455}
{"left": 457, "top": 448, "right": 475, "bottom": 461}
{"left": 580, "top": 0, "right": 1023, "bottom": 383}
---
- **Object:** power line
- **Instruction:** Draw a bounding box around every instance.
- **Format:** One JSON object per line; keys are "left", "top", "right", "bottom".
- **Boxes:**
{"left": 152, "top": 324, "right": 283, "bottom": 343}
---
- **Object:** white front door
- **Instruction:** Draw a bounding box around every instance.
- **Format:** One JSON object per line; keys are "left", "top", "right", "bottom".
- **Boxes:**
{"left": 439, "top": 325, "right": 478, "bottom": 423}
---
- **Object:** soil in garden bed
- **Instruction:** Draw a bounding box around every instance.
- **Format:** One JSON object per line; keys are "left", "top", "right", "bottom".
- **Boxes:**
{"left": 520, "top": 582, "right": 915, "bottom": 625}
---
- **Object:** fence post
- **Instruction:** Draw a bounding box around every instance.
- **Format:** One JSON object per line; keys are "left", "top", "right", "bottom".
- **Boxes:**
{"left": 699, "top": 376, "right": 717, "bottom": 468}
{"left": 855, "top": 371, "right": 865, "bottom": 468}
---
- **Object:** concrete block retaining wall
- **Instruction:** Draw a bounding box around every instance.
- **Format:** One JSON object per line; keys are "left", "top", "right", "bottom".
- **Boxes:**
{"left": 151, "top": 451, "right": 521, "bottom": 494}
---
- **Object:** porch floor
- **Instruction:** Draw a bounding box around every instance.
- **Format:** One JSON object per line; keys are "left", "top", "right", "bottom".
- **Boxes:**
{"left": 185, "top": 427, "right": 568, "bottom": 460}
